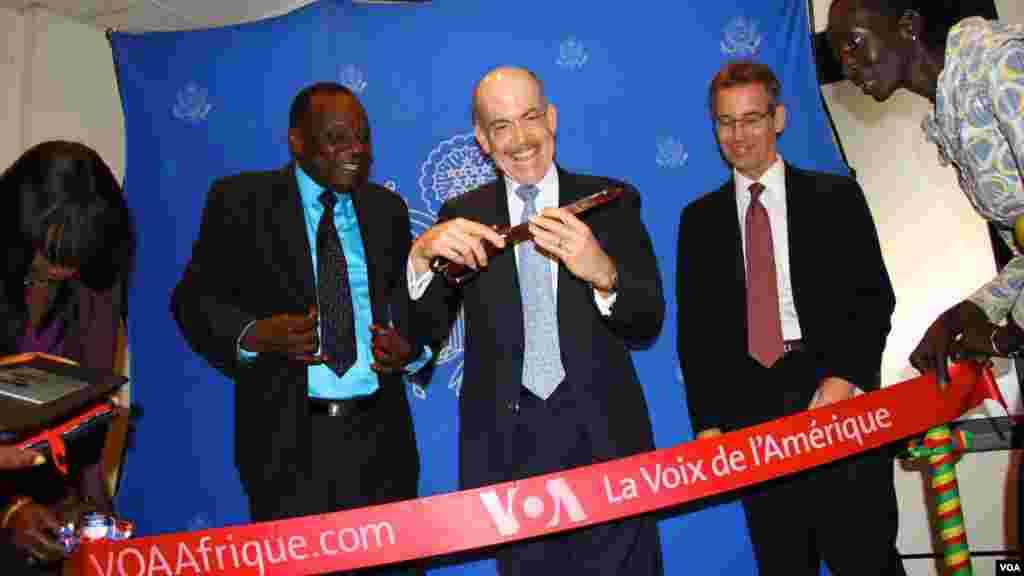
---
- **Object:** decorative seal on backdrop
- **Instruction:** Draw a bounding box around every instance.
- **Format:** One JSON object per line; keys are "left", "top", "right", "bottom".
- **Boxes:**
{"left": 721, "top": 16, "right": 762, "bottom": 57}
{"left": 172, "top": 82, "right": 213, "bottom": 124}
{"left": 408, "top": 133, "right": 498, "bottom": 398}
{"left": 339, "top": 64, "right": 368, "bottom": 94}
{"left": 656, "top": 137, "right": 689, "bottom": 168}
{"left": 557, "top": 36, "right": 590, "bottom": 70}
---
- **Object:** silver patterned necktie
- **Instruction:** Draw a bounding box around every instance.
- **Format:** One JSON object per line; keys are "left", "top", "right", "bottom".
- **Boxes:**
{"left": 515, "top": 184, "right": 566, "bottom": 399}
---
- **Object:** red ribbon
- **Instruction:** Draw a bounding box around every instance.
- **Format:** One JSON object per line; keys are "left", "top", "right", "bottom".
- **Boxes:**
{"left": 18, "top": 403, "right": 114, "bottom": 475}
{"left": 75, "top": 363, "right": 993, "bottom": 576}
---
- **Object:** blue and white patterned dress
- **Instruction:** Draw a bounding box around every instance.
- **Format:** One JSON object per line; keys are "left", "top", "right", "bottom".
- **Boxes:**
{"left": 923, "top": 17, "right": 1024, "bottom": 327}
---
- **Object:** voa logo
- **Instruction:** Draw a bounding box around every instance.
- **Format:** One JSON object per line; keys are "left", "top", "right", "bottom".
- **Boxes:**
{"left": 479, "top": 477, "right": 588, "bottom": 537}
{"left": 999, "top": 559, "right": 1023, "bottom": 573}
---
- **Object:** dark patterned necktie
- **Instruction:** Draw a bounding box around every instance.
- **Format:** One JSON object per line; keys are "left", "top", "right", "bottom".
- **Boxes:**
{"left": 745, "top": 182, "right": 784, "bottom": 368}
{"left": 317, "top": 190, "right": 357, "bottom": 377}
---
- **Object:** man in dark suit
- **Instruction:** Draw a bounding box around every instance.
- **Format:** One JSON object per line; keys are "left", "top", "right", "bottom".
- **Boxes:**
{"left": 677, "top": 60, "right": 904, "bottom": 575}
{"left": 407, "top": 66, "right": 663, "bottom": 575}
{"left": 171, "top": 83, "right": 428, "bottom": 575}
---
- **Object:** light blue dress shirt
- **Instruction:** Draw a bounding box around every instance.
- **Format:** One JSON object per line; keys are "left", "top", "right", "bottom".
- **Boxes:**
{"left": 240, "top": 165, "right": 429, "bottom": 399}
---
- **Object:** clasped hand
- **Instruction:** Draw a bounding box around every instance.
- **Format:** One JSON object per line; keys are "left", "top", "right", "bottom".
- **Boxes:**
{"left": 242, "top": 307, "right": 414, "bottom": 373}
{"left": 528, "top": 208, "right": 617, "bottom": 293}
{"left": 241, "top": 307, "right": 319, "bottom": 359}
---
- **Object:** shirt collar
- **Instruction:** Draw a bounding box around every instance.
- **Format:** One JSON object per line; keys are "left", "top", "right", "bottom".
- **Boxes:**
{"left": 295, "top": 163, "right": 354, "bottom": 215}
{"left": 503, "top": 163, "right": 558, "bottom": 200}
{"left": 734, "top": 155, "right": 785, "bottom": 202}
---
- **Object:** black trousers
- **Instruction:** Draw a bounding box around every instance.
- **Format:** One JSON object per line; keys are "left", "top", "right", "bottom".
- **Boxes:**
{"left": 245, "top": 392, "right": 421, "bottom": 576}
{"left": 494, "top": 380, "right": 662, "bottom": 576}
{"left": 739, "top": 350, "right": 905, "bottom": 576}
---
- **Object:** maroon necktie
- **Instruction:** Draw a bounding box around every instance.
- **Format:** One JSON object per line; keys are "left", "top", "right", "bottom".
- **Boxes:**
{"left": 745, "top": 182, "right": 784, "bottom": 368}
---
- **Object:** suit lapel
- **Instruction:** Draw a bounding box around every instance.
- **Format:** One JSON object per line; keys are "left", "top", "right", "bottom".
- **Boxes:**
{"left": 553, "top": 168, "right": 604, "bottom": 355}
{"left": 717, "top": 178, "right": 748, "bottom": 343}
{"left": 555, "top": 169, "right": 587, "bottom": 315}
{"left": 783, "top": 164, "right": 810, "bottom": 319}
{"left": 271, "top": 164, "right": 316, "bottom": 308}
{"left": 489, "top": 177, "right": 524, "bottom": 359}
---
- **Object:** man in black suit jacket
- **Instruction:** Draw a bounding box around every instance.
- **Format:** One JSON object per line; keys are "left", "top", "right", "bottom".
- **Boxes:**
{"left": 408, "top": 67, "right": 664, "bottom": 575}
{"left": 171, "top": 83, "right": 427, "bottom": 576}
{"left": 677, "top": 61, "right": 904, "bottom": 575}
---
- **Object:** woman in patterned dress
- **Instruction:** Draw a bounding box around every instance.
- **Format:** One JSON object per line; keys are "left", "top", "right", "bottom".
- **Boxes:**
{"left": 827, "top": 0, "right": 1024, "bottom": 384}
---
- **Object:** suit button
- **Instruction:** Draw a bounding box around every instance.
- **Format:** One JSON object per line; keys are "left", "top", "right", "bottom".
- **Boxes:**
{"left": 507, "top": 401, "right": 519, "bottom": 414}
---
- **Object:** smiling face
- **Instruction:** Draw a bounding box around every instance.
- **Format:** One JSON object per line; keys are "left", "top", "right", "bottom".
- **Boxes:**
{"left": 289, "top": 90, "right": 371, "bottom": 193}
{"left": 714, "top": 83, "right": 785, "bottom": 180}
{"left": 827, "top": 0, "right": 910, "bottom": 102}
{"left": 473, "top": 68, "right": 557, "bottom": 186}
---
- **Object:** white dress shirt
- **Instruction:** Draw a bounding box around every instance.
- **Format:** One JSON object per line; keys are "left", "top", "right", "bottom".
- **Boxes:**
{"left": 733, "top": 156, "right": 802, "bottom": 342}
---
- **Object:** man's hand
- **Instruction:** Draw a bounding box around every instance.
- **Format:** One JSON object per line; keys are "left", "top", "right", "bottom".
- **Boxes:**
{"left": 410, "top": 218, "right": 506, "bottom": 275}
{"left": 528, "top": 208, "right": 617, "bottom": 294}
{"left": 0, "top": 446, "right": 45, "bottom": 469}
{"left": 240, "top": 307, "right": 320, "bottom": 361}
{"left": 808, "top": 376, "right": 856, "bottom": 410}
{"left": 370, "top": 325, "right": 414, "bottom": 375}
{"left": 910, "top": 300, "right": 993, "bottom": 388}
{"left": 6, "top": 499, "right": 64, "bottom": 564}
{"left": 696, "top": 428, "right": 723, "bottom": 440}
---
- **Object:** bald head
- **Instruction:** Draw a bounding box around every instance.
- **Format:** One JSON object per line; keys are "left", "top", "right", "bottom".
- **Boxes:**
{"left": 470, "top": 66, "right": 557, "bottom": 186}
{"left": 471, "top": 67, "right": 548, "bottom": 127}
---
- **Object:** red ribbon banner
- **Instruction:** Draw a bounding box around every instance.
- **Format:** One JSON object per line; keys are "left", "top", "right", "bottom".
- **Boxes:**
{"left": 75, "top": 363, "right": 992, "bottom": 576}
{"left": 18, "top": 403, "right": 115, "bottom": 475}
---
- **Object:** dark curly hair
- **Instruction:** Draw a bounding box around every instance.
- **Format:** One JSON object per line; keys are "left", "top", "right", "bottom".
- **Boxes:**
{"left": 2, "top": 141, "right": 133, "bottom": 311}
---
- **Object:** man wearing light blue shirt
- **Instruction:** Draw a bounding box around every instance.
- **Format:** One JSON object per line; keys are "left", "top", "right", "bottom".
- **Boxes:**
{"left": 172, "top": 82, "right": 429, "bottom": 576}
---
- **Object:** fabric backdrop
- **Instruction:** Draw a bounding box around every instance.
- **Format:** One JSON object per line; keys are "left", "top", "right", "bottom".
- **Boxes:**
{"left": 110, "top": 1, "right": 846, "bottom": 573}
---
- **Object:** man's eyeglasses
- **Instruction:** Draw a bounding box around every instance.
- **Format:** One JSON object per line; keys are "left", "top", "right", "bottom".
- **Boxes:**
{"left": 487, "top": 107, "right": 548, "bottom": 140}
{"left": 715, "top": 109, "right": 775, "bottom": 133}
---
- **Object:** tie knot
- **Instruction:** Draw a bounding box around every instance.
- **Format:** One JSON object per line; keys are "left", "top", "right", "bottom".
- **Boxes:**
{"left": 748, "top": 182, "right": 765, "bottom": 202}
{"left": 515, "top": 184, "right": 540, "bottom": 203}
{"left": 318, "top": 190, "right": 337, "bottom": 210}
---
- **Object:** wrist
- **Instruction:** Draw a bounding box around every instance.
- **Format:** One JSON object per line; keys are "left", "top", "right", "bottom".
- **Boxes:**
{"left": 410, "top": 245, "right": 433, "bottom": 276}
{"left": 590, "top": 266, "right": 618, "bottom": 294}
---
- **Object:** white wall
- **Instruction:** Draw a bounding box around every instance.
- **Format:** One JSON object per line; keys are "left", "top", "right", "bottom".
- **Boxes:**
{"left": 1, "top": 6, "right": 26, "bottom": 169}
{"left": 1, "top": 7, "right": 130, "bottom": 485}
{"left": 811, "top": 1, "right": 1022, "bottom": 574}
{"left": 0, "top": 5, "right": 124, "bottom": 179}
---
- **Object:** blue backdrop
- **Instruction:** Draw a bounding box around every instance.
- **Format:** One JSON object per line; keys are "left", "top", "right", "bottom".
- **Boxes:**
{"left": 111, "top": 1, "right": 846, "bottom": 573}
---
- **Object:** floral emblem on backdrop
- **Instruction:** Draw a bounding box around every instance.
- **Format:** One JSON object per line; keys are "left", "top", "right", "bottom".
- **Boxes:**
{"left": 172, "top": 82, "right": 212, "bottom": 124}
{"left": 721, "top": 17, "right": 762, "bottom": 57}
{"left": 339, "top": 64, "right": 368, "bottom": 94}
{"left": 408, "top": 133, "right": 498, "bottom": 398}
{"left": 557, "top": 36, "right": 590, "bottom": 70}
